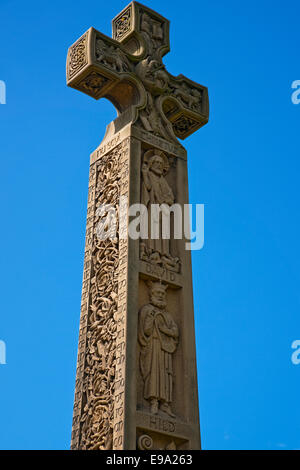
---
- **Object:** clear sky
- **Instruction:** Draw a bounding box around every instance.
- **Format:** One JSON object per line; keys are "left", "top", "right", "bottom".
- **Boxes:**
{"left": 0, "top": 0, "right": 299, "bottom": 450}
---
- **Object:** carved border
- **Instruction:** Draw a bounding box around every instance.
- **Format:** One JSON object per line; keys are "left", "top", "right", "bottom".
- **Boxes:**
{"left": 71, "top": 138, "right": 130, "bottom": 450}
{"left": 113, "top": 5, "right": 133, "bottom": 41}
{"left": 67, "top": 32, "right": 89, "bottom": 81}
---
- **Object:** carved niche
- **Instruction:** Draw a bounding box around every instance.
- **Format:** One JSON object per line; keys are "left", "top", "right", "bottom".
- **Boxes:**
{"left": 140, "top": 148, "right": 180, "bottom": 273}
{"left": 138, "top": 281, "right": 179, "bottom": 418}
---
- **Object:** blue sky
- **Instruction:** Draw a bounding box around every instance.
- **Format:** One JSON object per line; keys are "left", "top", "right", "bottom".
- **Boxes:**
{"left": 0, "top": 0, "right": 299, "bottom": 450}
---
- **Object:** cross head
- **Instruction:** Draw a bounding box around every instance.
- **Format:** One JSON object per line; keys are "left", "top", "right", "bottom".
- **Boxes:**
{"left": 66, "top": 1, "right": 209, "bottom": 142}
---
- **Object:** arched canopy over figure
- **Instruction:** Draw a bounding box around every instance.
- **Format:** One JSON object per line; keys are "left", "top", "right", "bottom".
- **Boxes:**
{"left": 140, "top": 149, "right": 180, "bottom": 272}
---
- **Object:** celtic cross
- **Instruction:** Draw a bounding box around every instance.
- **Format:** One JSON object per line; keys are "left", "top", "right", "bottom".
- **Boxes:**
{"left": 66, "top": 1, "right": 209, "bottom": 143}
{"left": 67, "top": 1, "right": 209, "bottom": 451}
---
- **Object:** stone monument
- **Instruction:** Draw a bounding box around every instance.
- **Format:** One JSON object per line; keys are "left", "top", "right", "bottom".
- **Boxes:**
{"left": 66, "top": 1, "right": 209, "bottom": 450}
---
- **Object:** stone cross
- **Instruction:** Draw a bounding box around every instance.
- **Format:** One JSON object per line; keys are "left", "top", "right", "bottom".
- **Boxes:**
{"left": 67, "top": 1, "right": 209, "bottom": 451}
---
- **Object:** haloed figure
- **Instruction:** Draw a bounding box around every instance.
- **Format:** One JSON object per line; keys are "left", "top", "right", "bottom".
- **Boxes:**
{"left": 141, "top": 151, "right": 174, "bottom": 257}
{"left": 138, "top": 282, "right": 179, "bottom": 418}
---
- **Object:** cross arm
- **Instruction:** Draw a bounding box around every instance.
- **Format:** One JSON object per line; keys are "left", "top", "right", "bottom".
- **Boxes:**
{"left": 66, "top": 27, "right": 145, "bottom": 113}
{"left": 157, "top": 73, "right": 209, "bottom": 140}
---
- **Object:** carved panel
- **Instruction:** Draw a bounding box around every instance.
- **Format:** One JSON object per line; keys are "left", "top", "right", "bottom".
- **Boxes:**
{"left": 138, "top": 281, "right": 179, "bottom": 418}
{"left": 140, "top": 148, "right": 180, "bottom": 272}
{"left": 71, "top": 139, "right": 130, "bottom": 450}
{"left": 77, "top": 71, "right": 109, "bottom": 98}
{"left": 172, "top": 115, "right": 200, "bottom": 139}
{"left": 168, "top": 80, "right": 203, "bottom": 113}
{"left": 137, "top": 92, "right": 176, "bottom": 143}
{"left": 95, "top": 37, "right": 132, "bottom": 73}
{"left": 67, "top": 32, "right": 89, "bottom": 81}
{"left": 113, "top": 5, "right": 132, "bottom": 41}
{"left": 113, "top": 142, "right": 130, "bottom": 450}
{"left": 140, "top": 12, "right": 164, "bottom": 50}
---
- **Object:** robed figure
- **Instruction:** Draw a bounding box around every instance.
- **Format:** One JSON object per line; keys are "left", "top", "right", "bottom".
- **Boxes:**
{"left": 140, "top": 149, "right": 180, "bottom": 273}
{"left": 138, "top": 282, "right": 179, "bottom": 417}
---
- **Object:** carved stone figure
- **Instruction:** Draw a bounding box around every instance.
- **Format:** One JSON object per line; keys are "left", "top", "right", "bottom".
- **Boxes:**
{"left": 138, "top": 92, "right": 175, "bottom": 142}
{"left": 95, "top": 39, "right": 131, "bottom": 73}
{"left": 140, "top": 12, "right": 164, "bottom": 51}
{"left": 136, "top": 57, "right": 169, "bottom": 93}
{"left": 141, "top": 12, "right": 152, "bottom": 36}
{"left": 138, "top": 282, "right": 179, "bottom": 417}
{"left": 140, "top": 149, "right": 180, "bottom": 272}
{"left": 168, "top": 80, "right": 202, "bottom": 112}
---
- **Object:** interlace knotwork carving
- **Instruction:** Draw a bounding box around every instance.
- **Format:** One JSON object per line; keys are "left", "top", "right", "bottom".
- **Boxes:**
{"left": 79, "top": 145, "right": 123, "bottom": 450}
{"left": 67, "top": 32, "right": 88, "bottom": 80}
{"left": 114, "top": 5, "right": 132, "bottom": 40}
